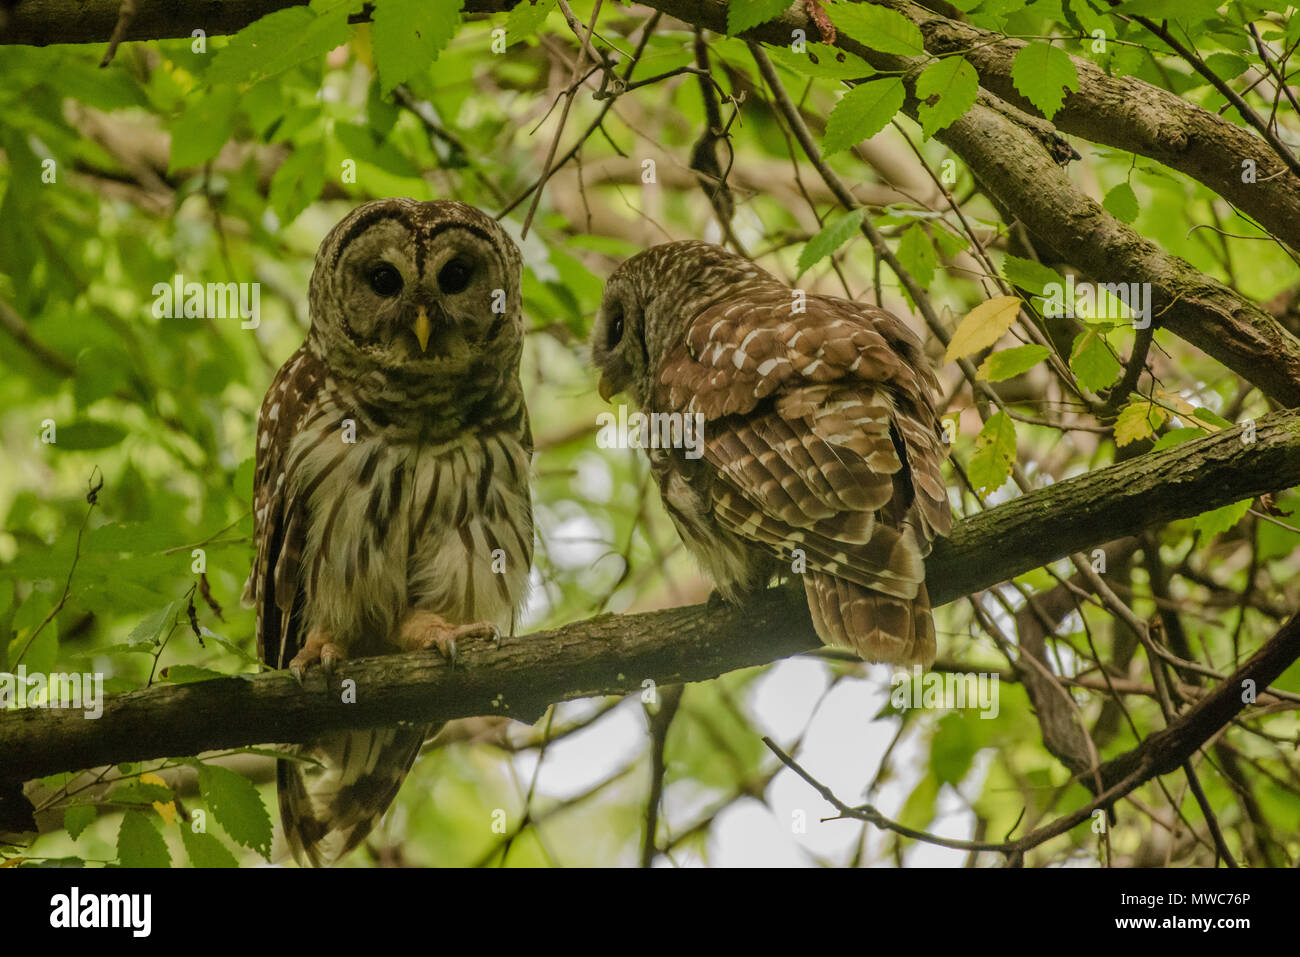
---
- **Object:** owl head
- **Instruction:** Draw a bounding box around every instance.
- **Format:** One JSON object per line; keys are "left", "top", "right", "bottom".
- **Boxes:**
{"left": 307, "top": 198, "right": 523, "bottom": 376}
{"left": 591, "top": 241, "right": 775, "bottom": 406}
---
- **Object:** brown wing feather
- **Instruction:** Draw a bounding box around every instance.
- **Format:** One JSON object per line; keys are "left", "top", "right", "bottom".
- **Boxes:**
{"left": 242, "top": 346, "right": 327, "bottom": 671}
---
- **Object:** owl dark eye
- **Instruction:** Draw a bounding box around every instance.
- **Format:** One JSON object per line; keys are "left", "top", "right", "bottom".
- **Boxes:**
{"left": 606, "top": 308, "right": 625, "bottom": 349}
{"left": 368, "top": 263, "right": 403, "bottom": 297}
{"left": 437, "top": 258, "right": 473, "bottom": 295}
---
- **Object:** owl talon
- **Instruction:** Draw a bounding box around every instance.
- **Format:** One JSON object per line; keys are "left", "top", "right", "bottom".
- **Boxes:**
{"left": 288, "top": 632, "right": 346, "bottom": 684}
{"left": 399, "top": 612, "right": 501, "bottom": 668}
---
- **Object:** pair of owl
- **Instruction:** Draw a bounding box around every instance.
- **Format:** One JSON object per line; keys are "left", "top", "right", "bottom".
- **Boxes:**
{"left": 244, "top": 198, "right": 950, "bottom": 866}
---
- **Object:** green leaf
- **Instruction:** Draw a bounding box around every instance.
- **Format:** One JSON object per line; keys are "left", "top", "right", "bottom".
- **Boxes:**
{"left": 197, "top": 763, "right": 273, "bottom": 860}
{"left": 1204, "top": 52, "right": 1249, "bottom": 79}
{"left": 828, "top": 3, "right": 925, "bottom": 55}
{"left": 126, "top": 601, "right": 180, "bottom": 648}
{"left": 767, "top": 43, "right": 874, "bottom": 79}
{"left": 268, "top": 148, "right": 326, "bottom": 225}
{"left": 977, "top": 344, "right": 1050, "bottom": 382}
{"left": 63, "top": 805, "right": 97, "bottom": 840}
{"left": 1192, "top": 499, "right": 1251, "bottom": 538}
{"left": 505, "top": 0, "right": 556, "bottom": 44}
{"left": 797, "top": 207, "right": 864, "bottom": 276}
{"left": 915, "top": 56, "right": 978, "bottom": 139}
{"left": 1103, "top": 182, "right": 1139, "bottom": 223}
{"left": 823, "top": 78, "right": 906, "bottom": 154}
{"left": 968, "top": 411, "right": 1017, "bottom": 493}
{"left": 1069, "top": 328, "right": 1123, "bottom": 391}
{"left": 896, "top": 223, "right": 937, "bottom": 289}
{"left": 117, "top": 809, "right": 171, "bottom": 867}
{"left": 1010, "top": 42, "right": 1079, "bottom": 119}
{"left": 169, "top": 87, "right": 239, "bottom": 172}
{"left": 1150, "top": 426, "right": 1203, "bottom": 452}
{"left": 52, "top": 421, "right": 128, "bottom": 451}
{"left": 180, "top": 825, "right": 241, "bottom": 868}
{"left": 931, "top": 713, "right": 976, "bottom": 785}
{"left": 158, "top": 664, "right": 227, "bottom": 684}
{"left": 113, "top": 782, "right": 174, "bottom": 805}
{"left": 371, "top": 0, "right": 465, "bottom": 94}
{"left": 206, "top": 1, "right": 362, "bottom": 87}
{"left": 1193, "top": 407, "right": 1233, "bottom": 429}
{"left": 727, "top": 0, "right": 790, "bottom": 34}
{"left": 1002, "top": 254, "right": 1064, "bottom": 296}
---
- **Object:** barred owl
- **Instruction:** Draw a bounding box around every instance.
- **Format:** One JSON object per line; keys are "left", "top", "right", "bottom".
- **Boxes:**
{"left": 242, "top": 198, "right": 534, "bottom": 866}
{"left": 590, "top": 241, "right": 950, "bottom": 666}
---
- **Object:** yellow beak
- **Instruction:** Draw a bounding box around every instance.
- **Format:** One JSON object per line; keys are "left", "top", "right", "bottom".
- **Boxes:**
{"left": 598, "top": 375, "right": 617, "bottom": 402}
{"left": 413, "top": 305, "right": 431, "bottom": 353}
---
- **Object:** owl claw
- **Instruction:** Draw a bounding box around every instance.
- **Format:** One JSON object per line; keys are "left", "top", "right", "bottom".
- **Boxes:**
{"left": 399, "top": 612, "right": 501, "bottom": 669}
{"left": 288, "top": 632, "right": 346, "bottom": 685}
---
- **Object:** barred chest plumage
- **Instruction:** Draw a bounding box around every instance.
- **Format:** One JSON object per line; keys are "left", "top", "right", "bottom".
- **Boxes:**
{"left": 285, "top": 391, "right": 533, "bottom": 659}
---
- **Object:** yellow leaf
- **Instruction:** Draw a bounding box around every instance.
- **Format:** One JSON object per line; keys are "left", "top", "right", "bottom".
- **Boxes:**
{"left": 1115, "top": 399, "right": 1167, "bottom": 447}
{"left": 944, "top": 296, "right": 1021, "bottom": 363}
{"left": 140, "top": 771, "right": 177, "bottom": 827}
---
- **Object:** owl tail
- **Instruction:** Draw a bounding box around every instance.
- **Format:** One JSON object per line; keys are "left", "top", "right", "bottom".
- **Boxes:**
{"left": 277, "top": 725, "right": 428, "bottom": 867}
{"left": 804, "top": 572, "right": 936, "bottom": 668}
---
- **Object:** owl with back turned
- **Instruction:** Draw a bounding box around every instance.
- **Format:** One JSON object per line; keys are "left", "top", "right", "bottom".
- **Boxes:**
{"left": 590, "top": 241, "right": 950, "bottom": 666}
{"left": 242, "top": 198, "right": 534, "bottom": 866}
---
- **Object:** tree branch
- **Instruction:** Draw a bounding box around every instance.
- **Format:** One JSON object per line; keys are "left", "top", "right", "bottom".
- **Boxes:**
{"left": 2, "top": 410, "right": 1297, "bottom": 787}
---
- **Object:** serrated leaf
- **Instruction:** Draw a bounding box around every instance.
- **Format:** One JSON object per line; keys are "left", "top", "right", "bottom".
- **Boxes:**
{"left": 915, "top": 55, "right": 978, "bottom": 139}
{"left": 63, "top": 805, "right": 96, "bottom": 840}
{"left": 944, "top": 295, "right": 1020, "bottom": 363}
{"left": 767, "top": 43, "right": 874, "bottom": 79}
{"left": 197, "top": 763, "right": 272, "bottom": 860}
{"left": 977, "top": 344, "right": 1050, "bottom": 382}
{"left": 1192, "top": 499, "right": 1251, "bottom": 538}
{"left": 727, "top": 0, "right": 790, "bottom": 34}
{"left": 117, "top": 809, "right": 171, "bottom": 868}
{"left": 269, "top": 148, "right": 326, "bottom": 225}
{"left": 505, "top": 0, "right": 556, "bottom": 44}
{"left": 1011, "top": 42, "right": 1079, "bottom": 119}
{"left": 169, "top": 87, "right": 238, "bottom": 172}
{"left": 828, "top": 3, "right": 925, "bottom": 55}
{"left": 1069, "top": 328, "right": 1122, "bottom": 391}
{"left": 206, "top": 1, "right": 361, "bottom": 87}
{"left": 823, "top": 78, "right": 905, "bottom": 154}
{"left": 896, "top": 223, "right": 937, "bottom": 289}
{"left": 1103, "top": 182, "right": 1139, "bottom": 223}
{"left": 1204, "top": 52, "right": 1249, "bottom": 79}
{"left": 1114, "top": 398, "right": 1167, "bottom": 446}
{"left": 371, "top": 0, "right": 464, "bottom": 94}
{"left": 797, "top": 207, "right": 865, "bottom": 275}
{"left": 1002, "top": 254, "right": 1064, "bottom": 296}
{"left": 968, "top": 411, "right": 1017, "bottom": 493}
{"left": 180, "top": 825, "right": 241, "bottom": 868}
{"left": 126, "top": 601, "right": 179, "bottom": 648}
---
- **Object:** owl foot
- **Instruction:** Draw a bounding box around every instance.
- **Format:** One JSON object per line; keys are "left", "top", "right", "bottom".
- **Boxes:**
{"left": 289, "top": 631, "right": 347, "bottom": 685}
{"left": 399, "top": 611, "right": 501, "bottom": 670}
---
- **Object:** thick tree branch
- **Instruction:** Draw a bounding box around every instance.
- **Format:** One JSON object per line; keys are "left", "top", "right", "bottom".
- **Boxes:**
{"left": 1, "top": 410, "right": 1297, "bottom": 787}
{"left": 890, "top": 0, "right": 1300, "bottom": 252}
